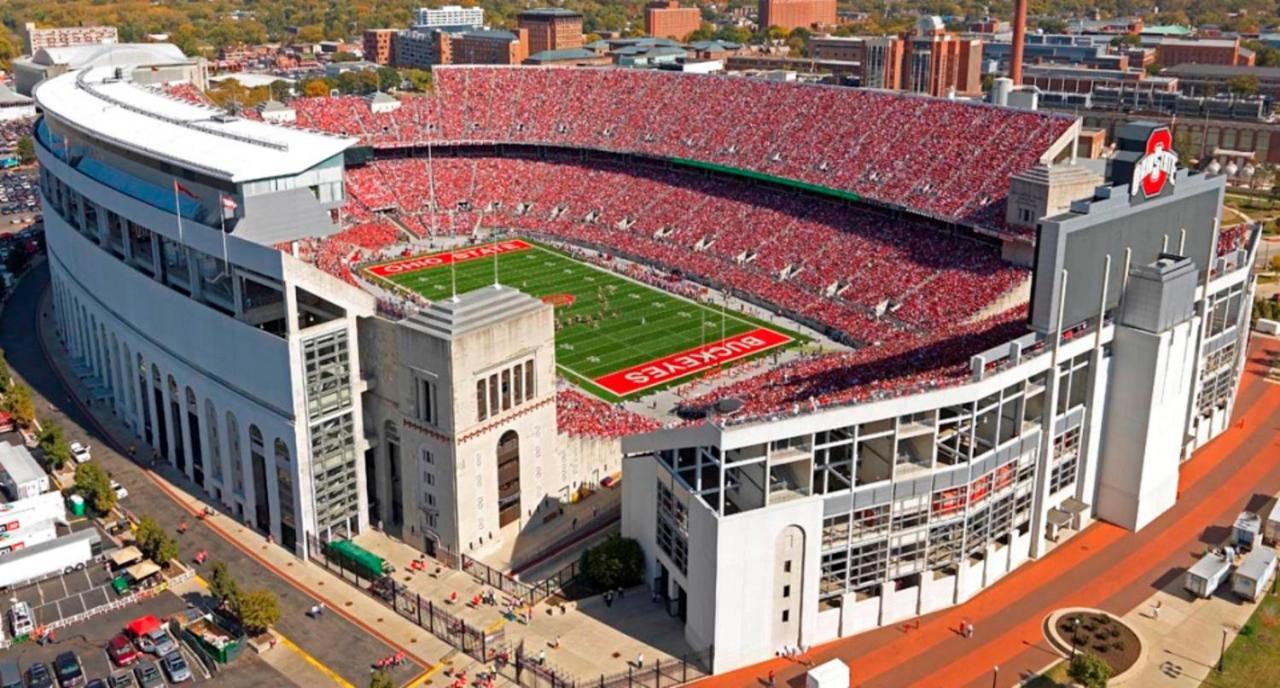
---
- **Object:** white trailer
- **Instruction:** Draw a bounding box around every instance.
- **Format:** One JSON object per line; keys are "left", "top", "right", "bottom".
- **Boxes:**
{"left": 806, "top": 659, "right": 850, "bottom": 688}
{"left": 1265, "top": 498, "right": 1280, "bottom": 546}
{"left": 0, "top": 529, "right": 102, "bottom": 589}
{"left": 1232, "top": 548, "right": 1277, "bottom": 602}
{"left": 1185, "top": 551, "right": 1233, "bottom": 598}
{"left": 1233, "top": 512, "right": 1261, "bottom": 551}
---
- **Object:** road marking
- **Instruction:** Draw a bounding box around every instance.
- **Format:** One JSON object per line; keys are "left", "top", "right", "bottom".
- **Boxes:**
{"left": 277, "top": 632, "right": 356, "bottom": 688}
{"left": 192, "top": 575, "right": 353, "bottom": 688}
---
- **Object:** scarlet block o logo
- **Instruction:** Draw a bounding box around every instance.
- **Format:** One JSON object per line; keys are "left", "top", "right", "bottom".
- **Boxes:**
{"left": 1131, "top": 127, "right": 1178, "bottom": 199}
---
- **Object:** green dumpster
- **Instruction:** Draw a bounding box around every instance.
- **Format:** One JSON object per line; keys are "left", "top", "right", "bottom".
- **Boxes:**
{"left": 323, "top": 539, "right": 389, "bottom": 580}
{"left": 68, "top": 495, "right": 86, "bottom": 517}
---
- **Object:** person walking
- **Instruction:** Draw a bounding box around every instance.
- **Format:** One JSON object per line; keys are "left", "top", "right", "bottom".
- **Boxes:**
{"left": 768, "top": 669, "right": 776, "bottom": 687}
{"left": 636, "top": 652, "right": 644, "bottom": 669}
{"left": 604, "top": 590, "right": 614, "bottom": 608}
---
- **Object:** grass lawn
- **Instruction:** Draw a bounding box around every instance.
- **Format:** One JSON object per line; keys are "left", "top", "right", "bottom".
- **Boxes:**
{"left": 1215, "top": 585, "right": 1280, "bottom": 687}
{"left": 1022, "top": 661, "right": 1069, "bottom": 687}
{"left": 369, "top": 240, "right": 804, "bottom": 402}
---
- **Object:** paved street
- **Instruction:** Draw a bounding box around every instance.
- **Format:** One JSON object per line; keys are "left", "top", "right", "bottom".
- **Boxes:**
{"left": 1, "top": 263, "right": 424, "bottom": 687}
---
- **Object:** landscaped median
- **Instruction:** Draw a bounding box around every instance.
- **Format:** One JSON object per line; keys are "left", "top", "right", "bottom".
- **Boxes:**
{"left": 1215, "top": 583, "right": 1280, "bottom": 687}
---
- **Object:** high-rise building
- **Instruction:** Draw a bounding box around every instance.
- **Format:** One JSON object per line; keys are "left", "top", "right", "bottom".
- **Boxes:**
{"left": 1155, "top": 38, "right": 1255, "bottom": 67}
{"left": 415, "top": 5, "right": 485, "bottom": 31}
{"left": 645, "top": 1, "right": 702, "bottom": 41}
{"left": 363, "top": 29, "right": 397, "bottom": 66}
{"left": 445, "top": 29, "right": 530, "bottom": 65}
{"left": 23, "top": 22, "right": 118, "bottom": 55}
{"left": 517, "top": 9, "right": 584, "bottom": 56}
{"left": 395, "top": 30, "right": 451, "bottom": 68}
{"left": 757, "top": 0, "right": 836, "bottom": 32}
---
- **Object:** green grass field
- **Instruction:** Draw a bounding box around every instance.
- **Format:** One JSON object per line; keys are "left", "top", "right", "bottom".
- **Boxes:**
{"left": 369, "top": 241, "right": 803, "bottom": 401}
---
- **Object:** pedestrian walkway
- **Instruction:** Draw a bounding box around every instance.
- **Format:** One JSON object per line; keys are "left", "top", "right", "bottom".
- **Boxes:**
{"left": 354, "top": 529, "right": 697, "bottom": 679}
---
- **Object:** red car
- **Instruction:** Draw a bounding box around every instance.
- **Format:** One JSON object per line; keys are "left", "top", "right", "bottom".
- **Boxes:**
{"left": 107, "top": 634, "right": 138, "bottom": 667}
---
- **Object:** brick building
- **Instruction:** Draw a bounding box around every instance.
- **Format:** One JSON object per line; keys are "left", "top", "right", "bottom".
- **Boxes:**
{"left": 1154, "top": 38, "right": 1255, "bottom": 67}
{"left": 23, "top": 23, "right": 118, "bottom": 54}
{"left": 645, "top": 1, "right": 702, "bottom": 41}
{"left": 363, "top": 29, "right": 397, "bottom": 65}
{"left": 517, "top": 9, "right": 584, "bottom": 55}
{"left": 445, "top": 29, "right": 530, "bottom": 65}
{"left": 758, "top": 0, "right": 836, "bottom": 32}
{"left": 809, "top": 18, "right": 980, "bottom": 95}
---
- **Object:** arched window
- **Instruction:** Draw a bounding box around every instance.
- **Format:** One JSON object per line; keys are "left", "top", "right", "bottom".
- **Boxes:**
{"left": 274, "top": 438, "right": 296, "bottom": 550}
{"left": 226, "top": 411, "right": 244, "bottom": 498}
{"left": 205, "top": 399, "right": 222, "bottom": 483}
{"left": 248, "top": 425, "right": 269, "bottom": 531}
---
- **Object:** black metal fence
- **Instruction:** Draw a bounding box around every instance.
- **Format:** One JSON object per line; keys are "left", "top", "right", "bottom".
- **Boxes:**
{"left": 306, "top": 534, "right": 504, "bottom": 663}
{"left": 308, "top": 535, "right": 711, "bottom": 687}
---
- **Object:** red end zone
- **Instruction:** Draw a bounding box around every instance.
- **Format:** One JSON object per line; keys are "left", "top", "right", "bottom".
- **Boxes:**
{"left": 367, "top": 240, "right": 533, "bottom": 278}
{"left": 594, "top": 327, "right": 792, "bottom": 396}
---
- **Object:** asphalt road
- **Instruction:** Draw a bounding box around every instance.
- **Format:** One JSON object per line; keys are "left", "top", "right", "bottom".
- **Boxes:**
{"left": 2, "top": 262, "right": 423, "bottom": 686}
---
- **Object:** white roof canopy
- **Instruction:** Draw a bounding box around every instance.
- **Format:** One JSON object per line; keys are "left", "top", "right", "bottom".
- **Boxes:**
{"left": 35, "top": 66, "right": 355, "bottom": 183}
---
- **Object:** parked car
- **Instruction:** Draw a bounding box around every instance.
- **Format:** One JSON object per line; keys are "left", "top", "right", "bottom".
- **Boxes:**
{"left": 8, "top": 601, "right": 33, "bottom": 637}
{"left": 135, "top": 628, "right": 175, "bottom": 656}
{"left": 86, "top": 680, "right": 108, "bottom": 688}
{"left": 70, "top": 442, "right": 91, "bottom": 464}
{"left": 107, "top": 672, "right": 136, "bottom": 688}
{"left": 110, "top": 480, "right": 129, "bottom": 500}
{"left": 107, "top": 634, "right": 139, "bottom": 667}
{"left": 53, "top": 652, "right": 85, "bottom": 688}
{"left": 27, "top": 662, "right": 54, "bottom": 688}
{"left": 131, "top": 661, "right": 163, "bottom": 688}
{"left": 160, "top": 652, "right": 190, "bottom": 683}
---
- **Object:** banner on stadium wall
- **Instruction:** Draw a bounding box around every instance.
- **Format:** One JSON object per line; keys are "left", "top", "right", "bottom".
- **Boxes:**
{"left": 594, "top": 327, "right": 792, "bottom": 396}
{"left": 367, "top": 240, "right": 533, "bottom": 277}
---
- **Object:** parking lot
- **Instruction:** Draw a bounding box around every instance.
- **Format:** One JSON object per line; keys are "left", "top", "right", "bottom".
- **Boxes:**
{"left": 8, "top": 559, "right": 117, "bottom": 629}
{"left": 0, "top": 168, "right": 40, "bottom": 225}
{"left": 3, "top": 595, "right": 287, "bottom": 686}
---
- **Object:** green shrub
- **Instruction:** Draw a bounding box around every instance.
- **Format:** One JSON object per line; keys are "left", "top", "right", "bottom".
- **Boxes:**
{"left": 1068, "top": 652, "right": 1112, "bottom": 688}
{"left": 580, "top": 534, "right": 646, "bottom": 591}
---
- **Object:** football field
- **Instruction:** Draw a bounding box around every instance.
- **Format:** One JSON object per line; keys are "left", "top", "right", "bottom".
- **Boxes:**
{"left": 366, "top": 240, "right": 801, "bottom": 401}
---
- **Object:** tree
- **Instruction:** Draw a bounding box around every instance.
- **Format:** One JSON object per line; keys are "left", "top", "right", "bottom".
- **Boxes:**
{"left": 376, "top": 67, "right": 401, "bottom": 92}
{"left": 582, "top": 534, "right": 646, "bottom": 590}
{"left": 234, "top": 589, "right": 281, "bottom": 635}
{"left": 39, "top": 422, "right": 71, "bottom": 470}
{"left": 135, "top": 515, "right": 179, "bottom": 565}
{"left": 269, "top": 80, "right": 292, "bottom": 102}
{"left": 296, "top": 25, "right": 327, "bottom": 44}
{"left": 74, "top": 461, "right": 116, "bottom": 513}
{"left": 5, "top": 383, "right": 34, "bottom": 429}
{"left": 15, "top": 136, "right": 34, "bottom": 165}
{"left": 401, "top": 69, "right": 433, "bottom": 93}
{"left": 0, "top": 352, "right": 11, "bottom": 394}
{"left": 1038, "top": 18, "right": 1069, "bottom": 34}
{"left": 207, "top": 561, "right": 241, "bottom": 608}
{"left": 1145, "top": 63, "right": 1164, "bottom": 77}
{"left": 301, "top": 78, "right": 333, "bottom": 98}
{"left": 369, "top": 670, "right": 395, "bottom": 688}
{"left": 1227, "top": 74, "right": 1260, "bottom": 96}
{"left": 1068, "top": 652, "right": 1112, "bottom": 688}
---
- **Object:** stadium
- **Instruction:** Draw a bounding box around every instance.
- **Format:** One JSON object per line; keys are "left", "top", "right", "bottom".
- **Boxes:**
{"left": 34, "top": 60, "right": 1257, "bottom": 673}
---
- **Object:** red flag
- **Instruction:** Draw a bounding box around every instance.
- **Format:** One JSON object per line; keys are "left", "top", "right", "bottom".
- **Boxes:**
{"left": 174, "top": 180, "right": 197, "bottom": 198}
{"left": 220, "top": 195, "right": 238, "bottom": 211}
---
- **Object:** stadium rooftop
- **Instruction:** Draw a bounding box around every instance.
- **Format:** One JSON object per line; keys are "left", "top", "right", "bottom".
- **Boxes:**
{"left": 34, "top": 67, "right": 355, "bottom": 183}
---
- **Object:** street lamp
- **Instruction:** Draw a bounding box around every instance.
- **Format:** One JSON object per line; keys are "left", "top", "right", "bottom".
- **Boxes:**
{"left": 1218, "top": 627, "right": 1228, "bottom": 673}
{"left": 992, "top": 665, "right": 999, "bottom": 688}
{"left": 1070, "top": 617, "right": 1080, "bottom": 660}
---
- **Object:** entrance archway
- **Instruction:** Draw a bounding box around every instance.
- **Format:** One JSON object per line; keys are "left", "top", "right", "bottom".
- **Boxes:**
{"left": 497, "top": 430, "right": 520, "bottom": 528}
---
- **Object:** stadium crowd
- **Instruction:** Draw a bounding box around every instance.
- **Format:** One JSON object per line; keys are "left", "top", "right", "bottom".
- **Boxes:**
{"left": 287, "top": 67, "right": 1074, "bottom": 230}
{"left": 299, "top": 153, "right": 1036, "bottom": 423}
{"left": 271, "top": 68, "right": 1079, "bottom": 424}
{"left": 556, "top": 389, "right": 660, "bottom": 438}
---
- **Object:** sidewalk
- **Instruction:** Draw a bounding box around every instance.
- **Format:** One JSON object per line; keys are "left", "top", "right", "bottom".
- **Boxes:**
{"left": 355, "top": 529, "right": 697, "bottom": 680}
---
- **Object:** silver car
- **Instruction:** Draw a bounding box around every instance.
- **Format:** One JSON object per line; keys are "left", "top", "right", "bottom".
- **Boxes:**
{"left": 136, "top": 629, "right": 175, "bottom": 656}
{"left": 160, "top": 653, "right": 190, "bottom": 684}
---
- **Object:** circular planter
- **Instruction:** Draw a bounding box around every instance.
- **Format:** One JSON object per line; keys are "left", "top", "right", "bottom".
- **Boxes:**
{"left": 1044, "top": 608, "right": 1145, "bottom": 684}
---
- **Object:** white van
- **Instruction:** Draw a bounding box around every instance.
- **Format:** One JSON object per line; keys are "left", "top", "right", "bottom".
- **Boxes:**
{"left": 8, "top": 600, "right": 33, "bottom": 638}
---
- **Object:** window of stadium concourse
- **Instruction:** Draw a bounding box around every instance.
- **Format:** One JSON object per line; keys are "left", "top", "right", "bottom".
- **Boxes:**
{"left": 295, "top": 286, "right": 346, "bottom": 329}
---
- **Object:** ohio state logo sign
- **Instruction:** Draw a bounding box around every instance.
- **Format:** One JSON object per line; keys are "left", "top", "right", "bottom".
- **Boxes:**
{"left": 1130, "top": 127, "right": 1178, "bottom": 198}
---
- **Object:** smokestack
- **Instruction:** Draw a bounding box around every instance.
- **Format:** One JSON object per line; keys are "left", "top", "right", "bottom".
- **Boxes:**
{"left": 1010, "top": 0, "right": 1027, "bottom": 85}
